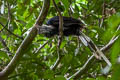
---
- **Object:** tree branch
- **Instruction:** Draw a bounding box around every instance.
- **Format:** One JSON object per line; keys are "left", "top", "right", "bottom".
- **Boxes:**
{"left": 0, "top": 0, "right": 50, "bottom": 79}
{"left": 52, "top": 0, "right": 63, "bottom": 37}
{"left": 50, "top": 0, "right": 64, "bottom": 70}
{"left": 67, "top": 55, "right": 94, "bottom": 80}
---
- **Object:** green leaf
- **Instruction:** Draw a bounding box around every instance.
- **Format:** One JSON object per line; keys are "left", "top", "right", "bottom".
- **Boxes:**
{"left": 85, "top": 78, "right": 96, "bottom": 80}
{"left": 14, "top": 29, "right": 21, "bottom": 35}
{"left": 61, "top": 0, "right": 69, "bottom": 11}
{"left": 79, "top": 3, "right": 87, "bottom": 9}
{"left": 0, "top": 51, "right": 9, "bottom": 59}
{"left": 60, "top": 40, "right": 66, "bottom": 49}
{"left": 54, "top": 75, "right": 66, "bottom": 80}
{"left": 111, "top": 37, "right": 120, "bottom": 64}
{"left": 43, "top": 70, "right": 54, "bottom": 79}
{"left": 103, "top": 12, "right": 120, "bottom": 41}
{"left": 62, "top": 54, "right": 72, "bottom": 66}
{"left": 55, "top": 0, "right": 60, "bottom": 4}
{"left": 107, "top": 12, "right": 120, "bottom": 28}
{"left": 112, "top": 64, "right": 120, "bottom": 80}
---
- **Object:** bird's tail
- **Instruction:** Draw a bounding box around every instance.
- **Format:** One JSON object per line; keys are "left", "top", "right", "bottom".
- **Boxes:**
{"left": 78, "top": 31, "right": 111, "bottom": 67}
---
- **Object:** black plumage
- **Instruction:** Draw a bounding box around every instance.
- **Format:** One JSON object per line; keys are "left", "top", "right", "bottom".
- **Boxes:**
{"left": 40, "top": 16, "right": 84, "bottom": 37}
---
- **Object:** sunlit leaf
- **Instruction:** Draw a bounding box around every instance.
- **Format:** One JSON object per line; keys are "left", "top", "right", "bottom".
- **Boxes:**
{"left": 111, "top": 37, "right": 120, "bottom": 64}
{"left": 61, "top": 0, "right": 69, "bottom": 11}
{"left": 104, "top": 12, "right": 120, "bottom": 41}
{"left": 53, "top": 75, "right": 66, "bottom": 80}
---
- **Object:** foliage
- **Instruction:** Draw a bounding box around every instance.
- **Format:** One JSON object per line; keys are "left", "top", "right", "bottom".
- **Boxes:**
{"left": 0, "top": 0, "right": 120, "bottom": 80}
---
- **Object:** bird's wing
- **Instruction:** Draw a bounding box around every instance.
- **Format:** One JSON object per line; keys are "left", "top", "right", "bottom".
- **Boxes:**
{"left": 47, "top": 16, "right": 83, "bottom": 28}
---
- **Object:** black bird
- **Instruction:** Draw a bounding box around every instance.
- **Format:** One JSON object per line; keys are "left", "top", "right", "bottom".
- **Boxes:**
{"left": 39, "top": 16, "right": 84, "bottom": 37}
{"left": 38, "top": 16, "right": 112, "bottom": 67}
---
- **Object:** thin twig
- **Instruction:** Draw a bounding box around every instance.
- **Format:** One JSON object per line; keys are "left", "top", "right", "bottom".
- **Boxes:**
{"left": 0, "top": 36, "right": 12, "bottom": 56}
{"left": 7, "top": 2, "right": 11, "bottom": 30}
{"left": 35, "top": 40, "right": 49, "bottom": 54}
{"left": 0, "top": 22, "right": 8, "bottom": 33}
{"left": 101, "top": 36, "right": 119, "bottom": 52}
{"left": 0, "top": 22, "right": 23, "bottom": 40}
{"left": 50, "top": 55, "right": 62, "bottom": 70}
{"left": 52, "top": 0, "right": 63, "bottom": 37}
{"left": 50, "top": 37, "right": 63, "bottom": 70}
{"left": 51, "top": 0, "right": 63, "bottom": 70}
{"left": 67, "top": 55, "right": 94, "bottom": 80}
{"left": 99, "top": 2, "right": 105, "bottom": 28}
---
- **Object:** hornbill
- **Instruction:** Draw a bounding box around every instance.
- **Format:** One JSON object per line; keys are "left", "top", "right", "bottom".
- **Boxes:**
{"left": 38, "top": 16, "right": 84, "bottom": 37}
{"left": 37, "top": 16, "right": 111, "bottom": 73}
